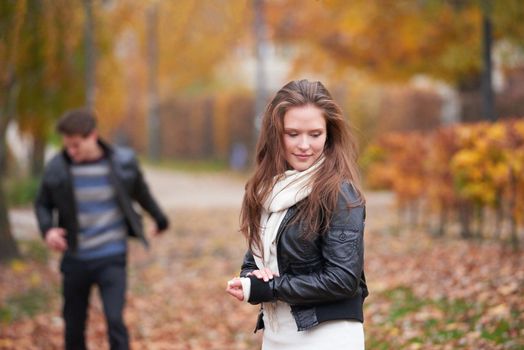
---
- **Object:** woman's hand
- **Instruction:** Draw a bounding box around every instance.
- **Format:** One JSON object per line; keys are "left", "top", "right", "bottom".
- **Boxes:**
{"left": 250, "top": 268, "right": 278, "bottom": 282}
{"left": 226, "top": 278, "right": 244, "bottom": 301}
{"left": 226, "top": 268, "right": 278, "bottom": 302}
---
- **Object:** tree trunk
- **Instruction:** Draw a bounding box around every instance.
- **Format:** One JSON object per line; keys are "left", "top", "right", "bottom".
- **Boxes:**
{"left": 83, "top": 0, "right": 96, "bottom": 109}
{"left": 252, "top": 0, "right": 269, "bottom": 143}
{"left": 436, "top": 204, "right": 447, "bottom": 237}
{"left": 203, "top": 98, "right": 214, "bottom": 158}
{"left": 30, "top": 134, "right": 46, "bottom": 177}
{"left": 494, "top": 190, "right": 503, "bottom": 240}
{"left": 474, "top": 204, "right": 484, "bottom": 239}
{"left": 481, "top": 2, "right": 496, "bottom": 122}
{"left": 508, "top": 171, "right": 519, "bottom": 250}
{"left": 0, "top": 178, "right": 19, "bottom": 263}
{"left": 0, "top": 67, "right": 20, "bottom": 262}
{"left": 146, "top": 3, "right": 161, "bottom": 161}
{"left": 458, "top": 200, "right": 473, "bottom": 239}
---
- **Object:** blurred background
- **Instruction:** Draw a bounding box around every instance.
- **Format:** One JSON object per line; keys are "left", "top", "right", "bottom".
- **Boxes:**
{"left": 1, "top": 0, "right": 523, "bottom": 349}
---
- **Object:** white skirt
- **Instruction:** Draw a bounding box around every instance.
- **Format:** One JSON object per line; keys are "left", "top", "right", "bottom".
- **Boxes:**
{"left": 261, "top": 302, "right": 365, "bottom": 350}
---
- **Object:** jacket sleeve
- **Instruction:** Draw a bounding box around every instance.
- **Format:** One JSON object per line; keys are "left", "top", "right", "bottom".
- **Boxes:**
{"left": 240, "top": 250, "right": 258, "bottom": 277}
{"left": 34, "top": 176, "right": 55, "bottom": 239}
{"left": 130, "top": 157, "right": 169, "bottom": 231}
{"left": 248, "top": 183, "right": 366, "bottom": 305}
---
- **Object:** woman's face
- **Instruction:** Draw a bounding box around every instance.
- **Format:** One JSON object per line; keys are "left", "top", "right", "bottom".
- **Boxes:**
{"left": 283, "top": 104, "right": 327, "bottom": 171}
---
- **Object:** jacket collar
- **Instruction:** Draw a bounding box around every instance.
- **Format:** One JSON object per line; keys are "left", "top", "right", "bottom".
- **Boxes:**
{"left": 61, "top": 138, "right": 113, "bottom": 164}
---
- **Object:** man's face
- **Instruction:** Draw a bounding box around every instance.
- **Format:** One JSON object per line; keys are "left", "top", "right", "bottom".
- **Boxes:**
{"left": 62, "top": 132, "right": 99, "bottom": 163}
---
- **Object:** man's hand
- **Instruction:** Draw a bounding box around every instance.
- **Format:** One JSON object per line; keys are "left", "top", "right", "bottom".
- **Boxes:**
{"left": 151, "top": 218, "right": 169, "bottom": 236}
{"left": 45, "top": 228, "right": 68, "bottom": 252}
{"left": 149, "top": 227, "right": 164, "bottom": 237}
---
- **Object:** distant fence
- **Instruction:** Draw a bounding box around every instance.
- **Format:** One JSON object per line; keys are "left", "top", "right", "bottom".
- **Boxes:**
{"left": 115, "top": 92, "right": 255, "bottom": 167}
{"left": 159, "top": 93, "right": 254, "bottom": 161}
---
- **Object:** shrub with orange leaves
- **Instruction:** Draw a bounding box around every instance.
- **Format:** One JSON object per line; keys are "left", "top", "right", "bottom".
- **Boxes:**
{"left": 362, "top": 118, "right": 524, "bottom": 246}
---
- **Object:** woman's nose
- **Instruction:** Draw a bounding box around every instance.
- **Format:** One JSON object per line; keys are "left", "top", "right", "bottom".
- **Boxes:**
{"left": 298, "top": 136, "right": 310, "bottom": 150}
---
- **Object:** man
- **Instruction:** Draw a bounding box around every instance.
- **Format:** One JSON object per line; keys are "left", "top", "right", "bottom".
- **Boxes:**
{"left": 34, "top": 108, "right": 169, "bottom": 350}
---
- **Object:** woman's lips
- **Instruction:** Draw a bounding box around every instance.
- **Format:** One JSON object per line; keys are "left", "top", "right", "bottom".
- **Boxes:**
{"left": 294, "top": 154, "right": 312, "bottom": 160}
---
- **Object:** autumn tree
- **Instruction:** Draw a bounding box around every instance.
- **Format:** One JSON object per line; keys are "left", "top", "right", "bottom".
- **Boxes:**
{"left": 266, "top": 0, "right": 524, "bottom": 121}
{"left": 1, "top": 0, "right": 105, "bottom": 261}
{"left": 0, "top": 0, "right": 25, "bottom": 262}
{"left": 253, "top": 0, "right": 270, "bottom": 139}
{"left": 99, "top": 0, "right": 250, "bottom": 151}
{"left": 146, "top": 2, "right": 160, "bottom": 160}
{"left": 15, "top": 0, "right": 85, "bottom": 176}
{"left": 83, "top": 0, "right": 96, "bottom": 109}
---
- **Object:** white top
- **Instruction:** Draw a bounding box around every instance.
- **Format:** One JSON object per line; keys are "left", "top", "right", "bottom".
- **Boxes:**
{"left": 262, "top": 302, "right": 365, "bottom": 350}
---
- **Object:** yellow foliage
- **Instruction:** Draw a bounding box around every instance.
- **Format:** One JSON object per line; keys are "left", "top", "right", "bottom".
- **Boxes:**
{"left": 365, "top": 119, "right": 524, "bottom": 223}
{"left": 267, "top": 0, "right": 484, "bottom": 84}
{"left": 486, "top": 123, "right": 506, "bottom": 141}
{"left": 30, "top": 272, "right": 42, "bottom": 287}
{"left": 451, "top": 150, "right": 480, "bottom": 169}
{"left": 515, "top": 121, "right": 524, "bottom": 137}
{"left": 509, "top": 150, "right": 524, "bottom": 173}
{"left": 10, "top": 260, "right": 28, "bottom": 274}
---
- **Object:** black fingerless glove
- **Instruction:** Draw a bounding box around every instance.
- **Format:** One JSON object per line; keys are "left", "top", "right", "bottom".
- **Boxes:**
{"left": 248, "top": 275, "right": 275, "bottom": 304}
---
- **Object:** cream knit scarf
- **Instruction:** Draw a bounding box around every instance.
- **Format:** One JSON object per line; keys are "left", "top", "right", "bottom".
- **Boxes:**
{"left": 252, "top": 158, "right": 323, "bottom": 329}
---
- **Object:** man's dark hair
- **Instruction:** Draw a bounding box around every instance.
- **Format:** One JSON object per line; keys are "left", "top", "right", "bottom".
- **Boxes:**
{"left": 56, "top": 108, "right": 97, "bottom": 137}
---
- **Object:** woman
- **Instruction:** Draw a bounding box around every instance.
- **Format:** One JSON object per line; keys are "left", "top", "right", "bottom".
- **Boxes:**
{"left": 226, "top": 79, "right": 368, "bottom": 349}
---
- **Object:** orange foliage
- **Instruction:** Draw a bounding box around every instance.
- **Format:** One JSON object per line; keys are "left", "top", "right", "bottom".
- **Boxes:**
{"left": 266, "top": 0, "right": 483, "bottom": 85}
{"left": 93, "top": 0, "right": 251, "bottom": 142}
{"left": 363, "top": 118, "right": 524, "bottom": 240}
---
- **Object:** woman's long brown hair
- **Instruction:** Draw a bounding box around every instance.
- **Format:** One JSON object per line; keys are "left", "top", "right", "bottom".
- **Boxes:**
{"left": 240, "top": 79, "right": 365, "bottom": 254}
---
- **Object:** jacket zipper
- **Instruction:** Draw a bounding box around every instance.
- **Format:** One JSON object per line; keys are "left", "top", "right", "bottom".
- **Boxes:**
{"left": 253, "top": 207, "right": 296, "bottom": 333}
{"left": 274, "top": 207, "right": 297, "bottom": 278}
{"left": 64, "top": 159, "right": 80, "bottom": 254}
{"left": 107, "top": 159, "right": 149, "bottom": 248}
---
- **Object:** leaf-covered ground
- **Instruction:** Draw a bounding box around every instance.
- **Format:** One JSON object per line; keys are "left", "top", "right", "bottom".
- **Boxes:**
{"left": 1, "top": 171, "right": 522, "bottom": 349}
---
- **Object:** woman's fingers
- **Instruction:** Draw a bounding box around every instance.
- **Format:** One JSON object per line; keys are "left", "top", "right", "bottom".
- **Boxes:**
{"left": 228, "top": 288, "right": 244, "bottom": 301}
{"left": 252, "top": 268, "right": 275, "bottom": 282}
{"left": 226, "top": 278, "right": 244, "bottom": 301}
{"left": 227, "top": 278, "right": 242, "bottom": 288}
{"left": 252, "top": 270, "right": 266, "bottom": 281}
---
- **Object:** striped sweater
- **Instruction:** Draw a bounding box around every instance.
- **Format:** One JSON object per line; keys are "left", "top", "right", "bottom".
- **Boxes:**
{"left": 71, "top": 158, "right": 127, "bottom": 260}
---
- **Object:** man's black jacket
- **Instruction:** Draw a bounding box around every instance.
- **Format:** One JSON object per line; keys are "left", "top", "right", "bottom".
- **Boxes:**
{"left": 240, "top": 182, "right": 368, "bottom": 332}
{"left": 34, "top": 139, "right": 168, "bottom": 254}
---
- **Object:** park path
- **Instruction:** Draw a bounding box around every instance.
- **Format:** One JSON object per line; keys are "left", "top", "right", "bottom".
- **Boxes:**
{"left": 9, "top": 166, "right": 394, "bottom": 239}
{"left": 8, "top": 168, "right": 245, "bottom": 240}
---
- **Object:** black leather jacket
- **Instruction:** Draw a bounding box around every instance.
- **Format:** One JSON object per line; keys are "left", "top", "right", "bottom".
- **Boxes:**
{"left": 240, "top": 182, "right": 368, "bottom": 332}
{"left": 34, "top": 139, "right": 168, "bottom": 254}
